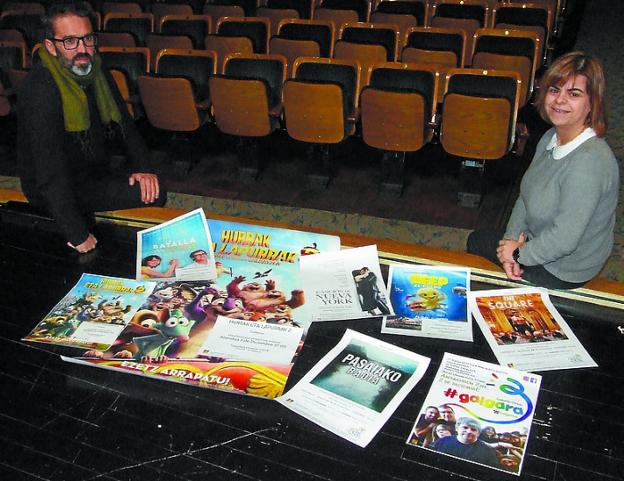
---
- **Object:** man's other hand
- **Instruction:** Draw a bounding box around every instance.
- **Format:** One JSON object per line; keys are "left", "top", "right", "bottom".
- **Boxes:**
{"left": 129, "top": 173, "right": 160, "bottom": 204}
{"left": 68, "top": 233, "right": 98, "bottom": 253}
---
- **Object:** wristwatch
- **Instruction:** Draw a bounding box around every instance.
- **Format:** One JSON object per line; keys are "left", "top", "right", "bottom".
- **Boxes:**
{"left": 512, "top": 248, "right": 520, "bottom": 263}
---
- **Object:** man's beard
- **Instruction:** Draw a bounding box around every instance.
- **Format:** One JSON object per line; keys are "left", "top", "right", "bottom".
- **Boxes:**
{"left": 60, "top": 52, "right": 93, "bottom": 76}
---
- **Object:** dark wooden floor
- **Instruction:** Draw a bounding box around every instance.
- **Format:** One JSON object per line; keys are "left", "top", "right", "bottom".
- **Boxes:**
{"left": 1, "top": 208, "right": 623, "bottom": 481}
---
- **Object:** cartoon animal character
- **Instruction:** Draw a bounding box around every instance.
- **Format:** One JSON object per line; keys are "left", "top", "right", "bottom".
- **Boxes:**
{"left": 227, "top": 276, "right": 305, "bottom": 312}
{"left": 98, "top": 297, "right": 131, "bottom": 323}
{"left": 145, "top": 283, "right": 198, "bottom": 312}
{"left": 227, "top": 276, "right": 271, "bottom": 303}
{"left": 264, "top": 304, "right": 300, "bottom": 326}
{"left": 34, "top": 316, "right": 80, "bottom": 338}
{"left": 173, "top": 291, "right": 247, "bottom": 359}
{"left": 129, "top": 308, "right": 195, "bottom": 362}
{"left": 407, "top": 287, "right": 446, "bottom": 312}
{"left": 184, "top": 285, "right": 221, "bottom": 322}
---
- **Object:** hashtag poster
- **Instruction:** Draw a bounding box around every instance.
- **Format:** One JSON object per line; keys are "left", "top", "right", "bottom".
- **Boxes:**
{"left": 405, "top": 353, "right": 542, "bottom": 476}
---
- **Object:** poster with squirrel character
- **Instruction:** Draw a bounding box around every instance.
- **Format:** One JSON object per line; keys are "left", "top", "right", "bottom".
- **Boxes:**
{"left": 62, "top": 221, "right": 340, "bottom": 399}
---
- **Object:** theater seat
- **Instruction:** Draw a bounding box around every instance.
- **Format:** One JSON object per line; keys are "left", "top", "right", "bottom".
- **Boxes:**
{"left": 283, "top": 57, "right": 360, "bottom": 187}
{"left": 269, "top": 19, "right": 334, "bottom": 76}
{"left": 209, "top": 53, "right": 287, "bottom": 177}
{"left": 401, "top": 26, "right": 465, "bottom": 103}
{"left": 440, "top": 67, "right": 521, "bottom": 207}
{"left": 360, "top": 62, "right": 438, "bottom": 195}
{"left": 103, "top": 12, "right": 154, "bottom": 46}
{"left": 159, "top": 14, "right": 211, "bottom": 48}
{"left": 470, "top": 28, "right": 540, "bottom": 107}
{"left": 429, "top": 0, "right": 489, "bottom": 62}
{"left": 371, "top": 0, "right": 427, "bottom": 47}
{"left": 334, "top": 22, "right": 400, "bottom": 88}
{"left": 155, "top": 48, "right": 217, "bottom": 106}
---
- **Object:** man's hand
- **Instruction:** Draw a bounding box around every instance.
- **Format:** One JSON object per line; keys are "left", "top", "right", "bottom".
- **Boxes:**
{"left": 68, "top": 233, "right": 98, "bottom": 253}
{"left": 129, "top": 173, "right": 160, "bottom": 204}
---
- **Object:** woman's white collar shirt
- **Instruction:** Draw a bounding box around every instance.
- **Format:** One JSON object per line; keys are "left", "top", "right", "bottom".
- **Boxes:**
{"left": 546, "top": 127, "right": 597, "bottom": 159}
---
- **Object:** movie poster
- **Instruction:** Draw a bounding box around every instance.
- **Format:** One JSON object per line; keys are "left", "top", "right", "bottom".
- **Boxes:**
{"left": 468, "top": 287, "right": 597, "bottom": 371}
{"left": 23, "top": 274, "right": 155, "bottom": 351}
{"left": 208, "top": 219, "right": 341, "bottom": 329}
{"left": 382, "top": 264, "right": 472, "bottom": 341}
{"left": 136, "top": 208, "right": 217, "bottom": 281}
{"left": 62, "top": 221, "right": 340, "bottom": 398}
{"left": 406, "top": 353, "right": 541, "bottom": 475}
{"left": 277, "top": 329, "right": 430, "bottom": 447}
{"left": 300, "top": 245, "right": 394, "bottom": 321}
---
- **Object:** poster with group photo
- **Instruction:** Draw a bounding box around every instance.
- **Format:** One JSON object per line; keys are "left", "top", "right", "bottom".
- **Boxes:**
{"left": 300, "top": 245, "right": 394, "bottom": 321}
{"left": 136, "top": 208, "right": 217, "bottom": 282}
{"left": 406, "top": 353, "right": 541, "bottom": 475}
{"left": 382, "top": 264, "right": 472, "bottom": 341}
{"left": 277, "top": 329, "right": 430, "bottom": 447}
{"left": 468, "top": 287, "right": 597, "bottom": 371}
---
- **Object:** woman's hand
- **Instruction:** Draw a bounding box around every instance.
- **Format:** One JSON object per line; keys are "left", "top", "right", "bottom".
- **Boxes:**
{"left": 498, "top": 233, "right": 526, "bottom": 281}
{"left": 503, "top": 261, "right": 524, "bottom": 281}
{"left": 497, "top": 233, "right": 526, "bottom": 264}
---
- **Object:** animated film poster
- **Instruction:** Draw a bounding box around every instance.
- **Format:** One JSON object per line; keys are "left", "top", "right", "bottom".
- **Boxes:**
{"left": 406, "top": 353, "right": 541, "bottom": 476}
{"left": 300, "top": 245, "right": 395, "bottom": 321}
{"left": 207, "top": 218, "right": 341, "bottom": 330}
{"left": 64, "top": 222, "right": 340, "bottom": 399}
{"left": 136, "top": 208, "right": 217, "bottom": 282}
{"left": 277, "top": 329, "right": 430, "bottom": 448}
{"left": 382, "top": 264, "right": 472, "bottom": 341}
{"left": 468, "top": 287, "right": 597, "bottom": 372}
{"left": 24, "top": 274, "right": 156, "bottom": 351}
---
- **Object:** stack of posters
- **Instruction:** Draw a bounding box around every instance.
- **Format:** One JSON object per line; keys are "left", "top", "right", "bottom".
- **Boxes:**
{"left": 277, "top": 329, "right": 431, "bottom": 447}
{"left": 468, "top": 287, "right": 597, "bottom": 371}
{"left": 382, "top": 265, "right": 472, "bottom": 341}
{"left": 300, "top": 245, "right": 394, "bottom": 321}
{"left": 406, "top": 353, "right": 541, "bottom": 475}
{"left": 25, "top": 211, "right": 343, "bottom": 399}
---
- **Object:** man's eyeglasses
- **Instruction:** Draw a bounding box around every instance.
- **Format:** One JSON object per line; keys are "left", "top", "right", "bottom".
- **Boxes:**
{"left": 52, "top": 33, "right": 97, "bottom": 50}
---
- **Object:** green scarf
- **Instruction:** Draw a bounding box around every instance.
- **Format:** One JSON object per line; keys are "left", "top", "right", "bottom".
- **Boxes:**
{"left": 39, "top": 47, "right": 121, "bottom": 132}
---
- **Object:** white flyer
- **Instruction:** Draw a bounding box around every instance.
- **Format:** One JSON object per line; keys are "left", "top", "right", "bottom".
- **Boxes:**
{"left": 277, "top": 329, "right": 430, "bottom": 447}
{"left": 468, "top": 287, "right": 597, "bottom": 371}
{"left": 300, "top": 245, "right": 394, "bottom": 321}
{"left": 199, "top": 315, "right": 304, "bottom": 365}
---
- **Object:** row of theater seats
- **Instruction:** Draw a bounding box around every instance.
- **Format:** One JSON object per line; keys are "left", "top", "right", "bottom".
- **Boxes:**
{"left": 129, "top": 51, "right": 522, "bottom": 195}
{"left": 0, "top": 0, "right": 559, "bottom": 201}
{"left": 1, "top": 20, "right": 541, "bottom": 105}
{"left": 0, "top": 0, "right": 563, "bottom": 53}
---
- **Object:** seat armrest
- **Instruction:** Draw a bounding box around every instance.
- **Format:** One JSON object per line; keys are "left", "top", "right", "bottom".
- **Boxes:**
{"left": 269, "top": 102, "right": 283, "bottom": 118}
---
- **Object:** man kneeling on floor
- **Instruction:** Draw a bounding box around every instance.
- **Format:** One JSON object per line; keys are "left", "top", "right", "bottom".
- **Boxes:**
{"left": 17, "top": 1, "right": 165, "bottom": 254}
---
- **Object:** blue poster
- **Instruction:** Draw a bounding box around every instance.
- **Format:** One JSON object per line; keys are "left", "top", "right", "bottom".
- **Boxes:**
{"left": 382, "top": 265, "right": 472, "bottom": 341}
